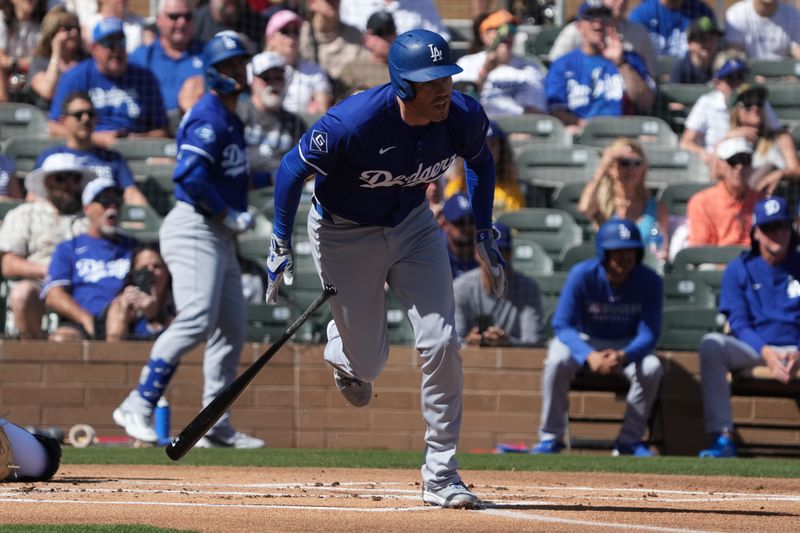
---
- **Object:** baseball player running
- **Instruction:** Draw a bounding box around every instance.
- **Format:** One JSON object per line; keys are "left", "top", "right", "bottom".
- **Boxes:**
{"left": 266, "top": 29, "right": 505, "bottom": 509}
{"left": 113, "top": 32, "right": 265, "bottom": 449}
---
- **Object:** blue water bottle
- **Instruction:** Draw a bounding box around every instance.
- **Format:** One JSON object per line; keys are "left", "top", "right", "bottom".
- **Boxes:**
{"left": 155, "top": 396, "right": 170, "bottom": 445}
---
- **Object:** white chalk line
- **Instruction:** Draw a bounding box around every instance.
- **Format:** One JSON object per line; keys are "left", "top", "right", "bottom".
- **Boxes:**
{"left": 482, "top": 509, "right": 721, "bottom": 533}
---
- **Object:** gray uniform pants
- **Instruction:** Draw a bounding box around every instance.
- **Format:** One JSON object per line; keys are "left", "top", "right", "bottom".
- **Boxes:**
{"left": 124, "top": 202, "right": 245, "bottom": 438}
{"left": 308, "top": 201, "right": 464, "bottom": 489}
{"left": 538, "top": 336, "right": 663, "bottom": 445}
{"left": 698, "top": 333, "right": 790, "bottom": 435}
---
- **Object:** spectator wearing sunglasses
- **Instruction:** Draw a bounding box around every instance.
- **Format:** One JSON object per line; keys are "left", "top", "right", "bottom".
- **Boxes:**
{"left": 265, "top": 9, "right": 332, "bottom": 115}
{"left": 47, "top": 18, "right": 169, "bottom": 148}
{"left": 42, "top": 176, "right": 139, "bottom": 342}
{"left": 726, "top": 84, "right": 800, "bottom": 195}
{"left": 686, "top": 137, "right": 762, "bottom": 247}
{"left": 28, "top": 6, "right": 89, "bottom": 111}
{"left": 578, "top": 137, "right": 669, "bottom": 250}
{"left": 129, "top": 0, "right": 205, "bottom": 115}
{"left": 697, "top": 196, "right": 800, "bottom": 458}
{"left": 0, "top": 153, "right": 92, "bottom": 339}
{"left": 680, "top": 53, "right": 783, "bottom": 163}
{"left": 84, "top": 0, "right": 147, "bottom": 54}
{"left": 193, "top": 0, "right": 265, "bottom": 49}
{"left": 36, "top": 91, "right": 148, "bottom": 206}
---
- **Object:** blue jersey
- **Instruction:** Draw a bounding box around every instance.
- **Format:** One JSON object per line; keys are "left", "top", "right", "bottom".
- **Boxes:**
{"left": 129, "top": 39, "right": 204, "bottom": 112}
{"left": 720, "top": 249, "right": 800, "bottom": 352}
{"left": 628, "top": 0, "right": 716, "bottom": 58}
{"left": 43, "top": 233, "right": 138, "bottom": 317}
{"left": 35, "top": 145, "right": 135, "bottom": 190}
{"left": 48, "top": 59, "right": 168, "bottom": 133}
{"left": 173, "top": 93, "right": 249, "bottom": 214}
{"left": 546, "top": 50, "right": 632, "bottom": 119}
{"left": 275, "top": 83, "right": 490, "bottom": 233}
{"left": 552, "top": 258, "right": 663, "bottom": 364}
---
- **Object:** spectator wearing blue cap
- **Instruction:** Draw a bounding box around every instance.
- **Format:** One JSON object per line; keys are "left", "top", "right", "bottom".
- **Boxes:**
{"left": 47, "top": 17, "right": 169, "bottom": 148}
{"left": 697, "top": 196, "right": 800, "bottom": 458}
{"left": 546, "top": 0, "right": 655, "bottom": 134}
{"left": 680, "top": 52, "right": 783, "bottom": 163}
{"left": 453, "top": 222, "right": 542, "bottom": 347}
{"left": 628, "top": 0, "right": 716, "bottom": 58}
{"left": 440, "top": 193, "right": 479, "bottom": 279}
{"left": 531, "top": 218, "right": 663, "bottom": 457}
{"left": 84, "top": 0, "right": 147, "bottom": 54}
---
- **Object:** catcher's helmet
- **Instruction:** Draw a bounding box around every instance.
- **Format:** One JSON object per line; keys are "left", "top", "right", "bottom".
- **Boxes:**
{"left": 388, "top": 29, "right": 462, "bottom": 101}
{"left": 203, "top": 32, "right": 250, "bottom": 95}
{"left": 595, "top": 218, "right": 644, "bottom": 263}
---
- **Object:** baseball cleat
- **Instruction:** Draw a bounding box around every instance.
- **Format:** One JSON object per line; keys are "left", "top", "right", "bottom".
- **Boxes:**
{"left": 195, "top": 432, "right": 265, "bottom": 449}
{"left": 333, "top": 369, "right": 372, "bottom": 407}
{"left": 612, "top": 441, "right": 656, "bottom": 457}
{"left": 422, "top": 481, "right": 481, "bottom": 509}
{"left": 698, "top": 433, "right": 737, "bottom": 458}
{"left": 529, "top": 439, "right": 564, "bottom": 454}
{"left": 113, "top": 406, "right": 157, "bottom": 443}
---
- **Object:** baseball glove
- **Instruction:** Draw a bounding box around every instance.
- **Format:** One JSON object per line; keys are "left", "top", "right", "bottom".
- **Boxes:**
{"left": 0, "top": 423, "right": 15, "bottom": 480}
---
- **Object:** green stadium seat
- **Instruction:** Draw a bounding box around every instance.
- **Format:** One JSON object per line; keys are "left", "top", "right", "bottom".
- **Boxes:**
{"left": 654, "top": 83, "right": 709, "bottom": 134}
{"left": 111, "top": 138, "right": 177, "bottom": 178}
{"left": 285, "top": 269, "right": 329, "bottom": 342}
{"left": 245, "top": 303, "right": 297, "bottom": 343}
{"left": 0, "top": 103, "right": 48, "bottom": 141}
{"left": 671, "top": 245, "right": 746, "bottom": 299}
{"left": 498, "top": 208, "right": 584, "bottom": 264}
{"left": 493, "top": 113, "right": 571, "bottom": 150}
{"left": 136, "top": 173, "right": 176, "bottom": 217}
{"left": 658, "top": 181, "right": 712, "bottom": 216}
{"left": 237, "top": 213, "right": 273, "bottom": 263}
{"left": 749, "top": 59, "right": 800, "bottom": 81}
{"left": 641, "top": 145, "right": 709, "bottom": 185}
{"left": 550, "top": 181, "right": 593, "bottom": 239}
{"left": 657, "top": 306, "right": 725, "bottom": 351}
{"left": 514, "top": 144, "right": 599, "bottom": 206}
{"left": 522, "top": 24, "right": 563, "bottom": 59}
{"left": 534, "top": 272, "right": 568, "bottom": 323}
{"left": 512, "top": 238, "right": 554, "bottom": 276}
{"left": 119, "top": 203, "right": 163, "bottom": 243}
{"left": 762, "top": 82, "right": 800, "bottom": 122}
{"left": 577, "top": 116, "right": 678, "bottom": 149}
{"left": 443, "top": 18, "right": 473, "bottom": 42}
{"left": 663, "top": 275, "right": 716, "bottom": 309}
{"left": 655, "top": 56, "right": 676, "bottom": 82}
{"left": 1, "top": 134, "right": 61, "bottom": 174}
{"left": 559, "top": 242, "right": 594, "bottom": 271}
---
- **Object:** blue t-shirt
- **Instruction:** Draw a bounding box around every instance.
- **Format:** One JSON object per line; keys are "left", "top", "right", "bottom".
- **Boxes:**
{"left": 35, "top": 145, "right": 135, "bottom": 190}
{"left": 173, "top": 92, "right": 249, "bottom": 214}
{"left": 628, "top": 0, "right": 716, "bottom": 58}
{"left": 276, "top": 83, "right": 490, "bottom": 231}
{"left": 552, "top": 258, "right": 663, "bottom": 364}
{"left": 43, "top": 233, "right": 138, "bottom": 317}
{"left": 49, "top": 59, "right": 168, "bottom": 133}
{"left": 129, "top": 39, "right": 204, "bottom": 112}
{"left": 546, "top": 50, "right": 651, "bottom": 120}
{"left": 720, "top": 250, "right": 800, "bottom": 353}
{"left": 0, "top": 155, "right": 15, "bottom": 197}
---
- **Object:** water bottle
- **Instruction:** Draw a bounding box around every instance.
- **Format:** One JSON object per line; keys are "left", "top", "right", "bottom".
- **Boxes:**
{"left": 648, "top": 222, "right": 666, "bottom": 271}
{"left": 155, "top": 397, "right": 170, "bottom": 445}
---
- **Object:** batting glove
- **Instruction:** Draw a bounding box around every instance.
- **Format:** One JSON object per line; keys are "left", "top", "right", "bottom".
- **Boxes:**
{"left": 222, "top": 209, "right": 255, "bottom": 234}
{"left": 266, "top": 235, "right": 293, "bottom": 304}
{"left": 475, "top": 227, "right": 506, "bottom": 299}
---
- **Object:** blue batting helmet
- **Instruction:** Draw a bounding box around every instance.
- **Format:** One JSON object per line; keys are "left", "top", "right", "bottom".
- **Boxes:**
{"left": 595, "top": 218, "right": 644, "bottom": 263}
{"left": 203, "top": 32, "right": 250, "bottom": 95}
{"left": 388, "top": 29, "right": 463, "bottom": 101}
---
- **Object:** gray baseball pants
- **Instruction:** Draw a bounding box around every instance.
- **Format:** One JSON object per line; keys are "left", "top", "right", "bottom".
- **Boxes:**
{"left": 122, "top": 202, "right": 245, "bottom": 438}
{"left": 538, "top": 336, "right": 663, "bottom": 445}
{"left": 308, "top": 201, "right": 464, "bottom": 489}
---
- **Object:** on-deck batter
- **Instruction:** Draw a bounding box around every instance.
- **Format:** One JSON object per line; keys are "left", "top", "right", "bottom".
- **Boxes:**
{"left": 266, "top": 29, "right": 505, "bottom": 509}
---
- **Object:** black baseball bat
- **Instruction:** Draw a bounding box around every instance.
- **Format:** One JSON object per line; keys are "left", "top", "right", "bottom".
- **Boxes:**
{"left": 166, "top": 283, "right": 337, "bottom": 460}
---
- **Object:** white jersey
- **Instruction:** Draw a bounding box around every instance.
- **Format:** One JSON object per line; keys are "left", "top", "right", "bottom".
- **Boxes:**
{"left": 338, "top": 0, "right": 450, "bottom": 39}
{"left": 454, "top": 51, "right": 547, "bottom": 116}
{"left": 725, "top": 0, "right": 800, "bottom": 60}
{"left": 282, "top": 60, "right": 333, "bottom": 115}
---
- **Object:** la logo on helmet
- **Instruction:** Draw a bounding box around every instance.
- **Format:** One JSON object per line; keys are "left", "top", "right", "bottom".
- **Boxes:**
{"left": 428, "top": 44, "right": 443, "bottom": 62}
{"left": 765, "top": 199, "right": 780, "bottom": 216}
{"left": 618, "top": 224, "right": 631, "bottom": 240}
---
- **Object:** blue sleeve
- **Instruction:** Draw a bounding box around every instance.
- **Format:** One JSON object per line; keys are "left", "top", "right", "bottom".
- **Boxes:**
{"left": 112, "top": 153, "right": 135, "bottom": 189}
{"left": 174, "top": 153, "right": 227, "bottom": 215}
{"left": 128, "top": 46, "right": 148, "bottom": 67}
{"left": 553, "top": 268, "right": 595, "bottom": 364}
{"left": 464, "top": 144, "right": 495, "bottom": 231}
{"left": 719, "top": 260, "right": 766, "bottom": 353}
{"left": 293, "top": 113, "right": 348, "bottom": 177}
{"left": 622, "top": 272, "right": 663, "bottom": 362}
{"left": 49, "top": 68, "right": 79, "bottom": 121}
{"left": 627, "top": 3, "right": 650, "bottom": 26}
{"left": 42, "top": 241, "right": 74, "bottom": 297}
{"left": 545, "top": 58, "right": 569, "bottom": 109}
{"left": 623, "top": 51, "right": 656, "bottom": 88}
{"left": 272, "top": 145, "right": 314, "bottom": 240}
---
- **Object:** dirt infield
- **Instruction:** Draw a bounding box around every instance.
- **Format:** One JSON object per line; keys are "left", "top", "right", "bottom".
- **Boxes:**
{"left": 2, "top": 465, "right": 799, "bottom": 532}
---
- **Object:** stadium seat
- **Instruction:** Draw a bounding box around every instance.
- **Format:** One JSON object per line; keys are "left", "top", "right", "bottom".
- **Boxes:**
{"left": 663, "top": 275, "right": 716, "bottom": 309}
{"left": 237, "top": 213, "right": 273, "bottom": 263}
{"left": 577, "top": 116, "right": 678, "bottom": 149}
{"left": 762, "top": 82, "right": 800, "bottom": 122}
{"left": 658, "top": 181, "right": 712, "bottom": 216}
{"left": 534, "top": 272, "right": 568, "bottom": 322}
{"left": 443, "top": 18, "right": 473, "bottom": 42}
{"left": 245, "top": 303, "right": 297, "bottom": 343}
{"left": 119, "top": 203, "right": 163, "bottom": 243}
{"left": 653, "top": 83, "right": 708, "bottom": 134}
{"left": 641, "top": 144, "right": 709, "bottom": 185}
{"left": 559, "top": 242, "right": 594, "bottom": 271}
{"left": 493, "top": 113, "right": 571, "bottom": 149}
{"left": 285, "top": 269, "right": 329, "bottom": 342}
{"left": 522, "top": 24, "right": 562, "bottom": 59}
{"left": 498, "top": 208, "right": 584, "bottom": 264}
{"left": 1, "top": 134, "right": 61, "bottom": 174}
{"left": 671, "top": 245, "right": 747, "bottom": 299}
{"left": 655, "top": 56, "right": 676, "bottom": 82}
{"left": 512, "top": 238, "right": 554, "bottom": 276}
{"left": 749, "top": 59, "right": 800, "bottom": 81}
{"left": 657, "top": 306, "right": 725, "bottom": 350}
{"left": 514, "top": 144, "right": 599, "bottom": 206}
{"left": 112, "top": 138, "right": 177, "bottom": 178}
{"left": 0, "top": 103, "right": 48, "bottom": 141}
{"left": 550, "top": 181, "right": 593, "bottom": 239}
{"left": 136, "top": 173, "right": 176, "bottom": 217}
{"left": 292, "top": 236, "right": 316, "bottom": 274}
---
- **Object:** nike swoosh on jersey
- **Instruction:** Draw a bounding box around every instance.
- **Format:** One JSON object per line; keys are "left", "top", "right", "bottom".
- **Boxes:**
{"left": 379, "top": 146, "right": 397, "bottom": 155}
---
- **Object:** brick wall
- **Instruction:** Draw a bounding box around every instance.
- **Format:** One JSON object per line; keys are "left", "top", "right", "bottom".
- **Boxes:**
{"left": 1, "top": 341, "right": 797, "bottom": 454}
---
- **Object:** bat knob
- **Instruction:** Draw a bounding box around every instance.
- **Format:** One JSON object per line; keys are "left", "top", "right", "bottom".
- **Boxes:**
{"left": 323, "top": 284, "right": 338, "bottom": 296}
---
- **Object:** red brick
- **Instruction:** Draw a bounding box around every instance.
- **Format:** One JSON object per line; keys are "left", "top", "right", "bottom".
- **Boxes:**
{"left": 370, "top": 411, "right": 425, "bottom": 431}
{"left": 463, "top": 412, "right": 537, "bottom": 432}
{"left": 4, "top": 406, "right": 43, "bottom": 427}
{"left": 498, "top": 393, "right": 539, "bottom": 412}
{"left": 296, "top": 431, "right": 326, "bottom": 448}
{"left": 328, "top": 431, "right": 412, "bottom": 450}
{"left": 1, "top": 340, "right": 84, "bottom": 361}
{"left": 369, "top": 390, "right": 416, "bottom": 409}
{"left": 500, "top": 350, "right": 544, "bottom": 369}
{"left": 87, "top": 342, "right": 152, "bottom": 363}
{"left": 44, "top": 363, "right": 125, "bottom": 383}
{"left": 293, "top": 388, "right": 328, "bottom": 408}
{"left": 0, "top": 362, "right": 42, "bottom": 382}
{"left": 464, "top": 370, "right": 537, "bottom": 391}
{"left": 42, "top": 406, "right": 117, "bottom": 426}
{"left": 230, "top": 407, "right": 293, "bottom": 430}
{"left": 3, "top": 385, "right": 85, "bottom": 404}
{"left": 753, "top": 398, "right": 800, "bottom": 420}
{"left": 252, "top": 386, "right": 297, "bottom": 408}
{"left": 298, "top": 367, "right": 336, "bottom": 386}
{"left": 298, "top": 409, "right": 370, "bottom": 429}
{"left": 463, "top": 392, "right": 497, "bottom": 411}
{"left": 248, "top": 366, "right": 295, "bottom": 386}
{"left": 461, "top": 349, "right": 500, "bottom": 368}
{"left": 376, "top": 369, "right": 421, "bottom": 388}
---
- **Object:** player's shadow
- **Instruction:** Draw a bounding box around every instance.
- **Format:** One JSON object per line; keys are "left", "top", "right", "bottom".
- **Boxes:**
{"left": 482, "top": 502, "right": 798, "bottom": 517}
{"left": 52, "top": 476, "right": 175, "bottom": 484}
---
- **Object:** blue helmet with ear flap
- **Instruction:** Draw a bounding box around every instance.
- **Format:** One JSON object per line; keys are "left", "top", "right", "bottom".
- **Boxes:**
{"left": 203, "top": 32, "right": 250, "bottom": 95}
{"left": 595, "top": 218, "right": 644, "bottom": 264}
{"left": 388, "top": 29, "right": 463, "bottom": 101}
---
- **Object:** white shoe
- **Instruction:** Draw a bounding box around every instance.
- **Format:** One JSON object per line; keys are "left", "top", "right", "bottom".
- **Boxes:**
{"left": 333, "top": 368, "right": 372, "bottom": 407}
{"left": 422, "top": 481, "right": 481, "bottom": 509}
{"left": 195, "top": 432, "right": 265, "bottom": 449}
{"left": 113, "top": 406, "right": 157, "bottom": 443}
